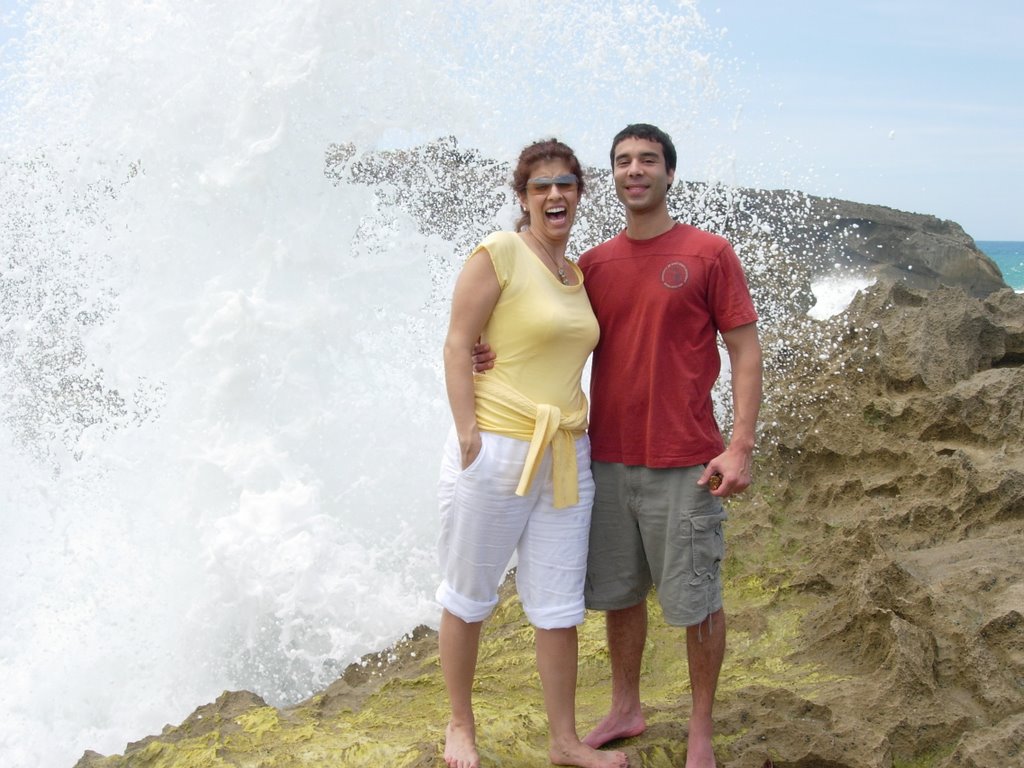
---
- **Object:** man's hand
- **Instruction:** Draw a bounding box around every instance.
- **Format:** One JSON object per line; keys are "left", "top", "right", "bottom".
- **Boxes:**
{"left": 698, "top": 445, "right": 753, "bottom": 497}
{"left": 471, "top": 340, "right": 496, "bottom": 373}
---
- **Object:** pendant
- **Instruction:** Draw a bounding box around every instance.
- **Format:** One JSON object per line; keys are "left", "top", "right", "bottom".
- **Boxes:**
{"left": 557, "top": 267, "right": 569, "bottom": 285}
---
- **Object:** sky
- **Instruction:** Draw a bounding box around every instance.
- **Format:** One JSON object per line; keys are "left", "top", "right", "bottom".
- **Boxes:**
{"left": 703, "top": 0, "right": 1023, "bottom": 240}
{"left": 1, "top": 0, "right": 1021, "bottom": 240}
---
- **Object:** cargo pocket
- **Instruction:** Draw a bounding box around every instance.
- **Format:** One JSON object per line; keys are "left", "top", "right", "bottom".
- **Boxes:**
{"left": 688, "top": 510, "right": 727, "bottom": 586}
{"left": 686, "top": 509, "right": 727, "bottom": 632}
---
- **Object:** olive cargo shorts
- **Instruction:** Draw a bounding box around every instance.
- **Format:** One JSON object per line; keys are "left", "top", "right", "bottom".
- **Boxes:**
{"left": 584, "top": 462, "right": 726, "bottom": 627}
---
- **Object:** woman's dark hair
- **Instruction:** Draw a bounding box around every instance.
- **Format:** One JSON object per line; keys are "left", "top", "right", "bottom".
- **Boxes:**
{"left": 512, "top": 139, "right": 585, "bottom": 232}
{"left": 609, "top": 123, "right": 677, "bottom": 176}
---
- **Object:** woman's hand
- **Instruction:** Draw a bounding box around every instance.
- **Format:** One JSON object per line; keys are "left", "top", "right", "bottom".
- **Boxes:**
{"left": 459, "top": 428, "right": 482, "bottom": 470}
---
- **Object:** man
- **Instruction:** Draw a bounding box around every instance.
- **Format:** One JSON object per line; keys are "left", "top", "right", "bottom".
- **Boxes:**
{"left": 476, "top": 124, "right": 762, "bottom": 768}
{"left": 577, "top": 124, "right": 761, "bottom": 768}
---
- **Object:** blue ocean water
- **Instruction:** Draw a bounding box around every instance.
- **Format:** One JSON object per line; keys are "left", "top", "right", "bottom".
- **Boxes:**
{"left": 977, "top": 241, "right": 1024, "bottom": 292}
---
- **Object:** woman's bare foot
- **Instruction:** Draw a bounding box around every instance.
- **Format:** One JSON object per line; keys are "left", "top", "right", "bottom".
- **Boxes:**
{"left": 550, "top": 738, "right": 630, "bottom": 768}
{"left": 444, "top": 721, "right": 479, "bottom": 768}
{"left": 581, "top": 711, "right": 646, "bottom": 749}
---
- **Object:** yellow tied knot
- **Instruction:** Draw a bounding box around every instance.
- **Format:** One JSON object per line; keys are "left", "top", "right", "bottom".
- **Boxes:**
{"left": 473, "top": 376, "right": 588, "bottom": 509}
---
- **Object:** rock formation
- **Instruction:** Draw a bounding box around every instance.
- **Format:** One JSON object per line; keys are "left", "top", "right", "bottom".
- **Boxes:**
{"left": 75, "top": 288, "right": 1023, "bottom": 768}
{"left": 75, "top": 140, "right": 1021, "bottom": 767}
{"left": 785, "top": 196, "right": 1007, "bottom": 297}
{"left": 325, "top": 137, "right": 1009, "bottom": 313}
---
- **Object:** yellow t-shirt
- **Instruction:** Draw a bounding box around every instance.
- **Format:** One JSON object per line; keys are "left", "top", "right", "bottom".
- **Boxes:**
{"left": 471, "top": 231, "right": 600, "bottom": 507}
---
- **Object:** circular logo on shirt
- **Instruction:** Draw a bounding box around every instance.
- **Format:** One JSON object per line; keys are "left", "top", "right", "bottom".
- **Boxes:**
{"left": 661, "top": 261, "right": 689, "bottom": 289}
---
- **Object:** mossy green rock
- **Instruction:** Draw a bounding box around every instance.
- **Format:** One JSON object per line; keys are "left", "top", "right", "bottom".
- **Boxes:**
{"left": 78, "top": 284, "right": 1024, "bottom": 767}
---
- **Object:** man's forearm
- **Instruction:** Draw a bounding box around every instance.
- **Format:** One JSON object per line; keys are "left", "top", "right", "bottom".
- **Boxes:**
{"left": 725, "top": 325, "right": 763, "bottom": 452}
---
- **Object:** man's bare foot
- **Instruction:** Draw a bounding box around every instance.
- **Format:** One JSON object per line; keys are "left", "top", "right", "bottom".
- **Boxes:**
{"left": 550, "top": 738, "right": 630, "bottom": 768}
{"left": 444, "top": 721, "right": 479, "bottom": 768}
{"left": 582, "top": 711, "right": 646, "bottom": 749}
{"left": 684, "top": 714, "right": 716, "bottom": 768}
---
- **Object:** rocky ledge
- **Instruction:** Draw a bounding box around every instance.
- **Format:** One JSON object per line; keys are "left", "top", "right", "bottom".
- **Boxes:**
{"left": 324, "top": 137, "right": 1010, "bottom": 310}
{"left": 76, "top": 141, "right": 1020, "bottom": 767}
{"left": 77, "top": 279, "right": 1023, "bottom": 767}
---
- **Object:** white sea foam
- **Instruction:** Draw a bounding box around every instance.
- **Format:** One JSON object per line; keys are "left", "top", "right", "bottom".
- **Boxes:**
{"left": 0, "top": 2, "right": 749, "bottom": 766}
{"left": 807, "top": 275, "right": 876, "bottom": 320}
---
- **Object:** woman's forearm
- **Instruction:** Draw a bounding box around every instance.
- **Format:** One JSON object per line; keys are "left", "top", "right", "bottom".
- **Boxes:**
{"left": 444, "top": 341, "right": 479, "bottom": 445}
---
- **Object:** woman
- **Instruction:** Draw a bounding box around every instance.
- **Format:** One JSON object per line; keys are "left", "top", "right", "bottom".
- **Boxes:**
{"left": 436, "top": 139, "right": 629, "bottom": 768}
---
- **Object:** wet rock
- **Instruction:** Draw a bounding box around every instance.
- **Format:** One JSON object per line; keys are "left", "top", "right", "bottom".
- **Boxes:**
{"left": 79, "top": 157, "right": 1023, "bottom": 768}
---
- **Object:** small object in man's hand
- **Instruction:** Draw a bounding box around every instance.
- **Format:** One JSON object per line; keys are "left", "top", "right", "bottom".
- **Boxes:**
{"left": 708, "top": 473, "right": 723, "bottom": 491}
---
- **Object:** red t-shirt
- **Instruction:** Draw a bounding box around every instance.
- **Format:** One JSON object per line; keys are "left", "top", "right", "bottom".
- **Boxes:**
{"left": 579, "top": 223, "right": 758, "bottom": 467}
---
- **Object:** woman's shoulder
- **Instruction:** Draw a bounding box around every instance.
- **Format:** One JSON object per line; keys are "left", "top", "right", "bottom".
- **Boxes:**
{"left": 472, "top": 231, "right": 525, "bottom": 287}
{"left": 475, "top": 231, "right": 527, "bottom": 268}
{"left": 478, "top": 230, "right": 524, "bottom": 252}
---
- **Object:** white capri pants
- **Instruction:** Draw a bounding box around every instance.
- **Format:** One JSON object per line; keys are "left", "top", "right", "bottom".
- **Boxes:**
{"left": 435, "top": 427, "right": 595, "bottom": 629}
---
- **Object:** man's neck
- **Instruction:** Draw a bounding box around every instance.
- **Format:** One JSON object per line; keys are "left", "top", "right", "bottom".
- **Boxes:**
{"left": 624, "top": 207, "right": 676, "bottom": 241}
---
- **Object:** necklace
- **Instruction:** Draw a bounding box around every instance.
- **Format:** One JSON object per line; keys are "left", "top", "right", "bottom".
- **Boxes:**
{"left": 528, "top": 231, "right": 570, "bottom": 285}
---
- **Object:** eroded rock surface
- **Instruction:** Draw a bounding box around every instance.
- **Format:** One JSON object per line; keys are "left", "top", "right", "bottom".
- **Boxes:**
{"left": 77, "top": 282, "right": 1023, "bottom": 768}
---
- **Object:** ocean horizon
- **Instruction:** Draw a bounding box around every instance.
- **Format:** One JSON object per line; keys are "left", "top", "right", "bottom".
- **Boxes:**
{"left": 977, "top": 240, "right": 1024, "bottom": 292}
